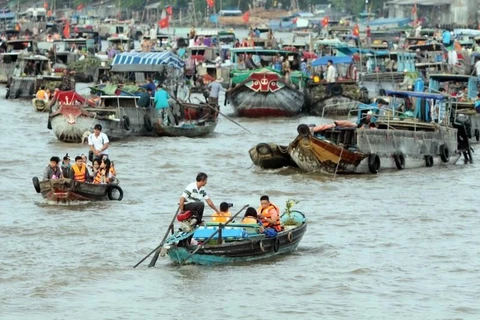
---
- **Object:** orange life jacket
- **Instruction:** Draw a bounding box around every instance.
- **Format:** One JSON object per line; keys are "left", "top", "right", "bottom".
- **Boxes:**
{"left": 258, "top": 203, "right": 282, "bottom": 231}
{"left": 241, "top": 216, "right": 259, "bottom": 224}
{"left": 93, "top": 167, "right": 115, "bottom": 184}
{"left": 211, "top": 211, "right": 231, "bottom": 223}
{"left": 71, "top": 164, "right": 86, "bottom": 182}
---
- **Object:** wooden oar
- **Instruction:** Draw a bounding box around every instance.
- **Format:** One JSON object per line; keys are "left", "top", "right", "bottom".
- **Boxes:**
{"left": 192, "top": 97, "right": 253, "bottom": 134}
{"left": 133, "top": 207, "right": 180, "bottom": 268}
{"left": 181, "top": 204, "right": 249, "bottom": 266}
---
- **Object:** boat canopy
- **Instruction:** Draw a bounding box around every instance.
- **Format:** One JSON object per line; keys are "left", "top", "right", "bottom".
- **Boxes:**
{"left": 368, "top": 17, "right": 411, "bottom": 26}
{"left": 336, "top": 47, "right": 390, "bottom": 56}
{"left": 230, "top": 48, "right": 299, "bottom": 57}
{"left": 428, "top": 74, "right": 474, "bottom": 82}
{"left": 385, "top": 90, "right": 445, "bottom": 100}
{"left": 312, "top": 55, "right": 352, "bottom": 67}
{"left": 111, "top": 52, "right": 185, "bottom": 72}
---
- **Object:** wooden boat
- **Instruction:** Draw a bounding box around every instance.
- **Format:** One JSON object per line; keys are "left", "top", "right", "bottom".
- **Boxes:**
{"left": 32, "top": 98, "right": 50, "bottom": 112}
{"left": 32, "top": 177, "right": 123, "bottom": 202}
{"left": 153, "top": 119, "right": 217, "bottom": 137}
{"left": 164, "top": 211, "right": 307, "bottom": 265}
{"left": 228, "top": 48, "right": 307, "bottom": 117}
{"left": 307, "top": 55, "right": 369, "bottom": 116}
{"left": 249, "top": 142, "right": 298, "bottom": 169}
{"left": 289, "top": 90, "right": 470, "bottom": 174}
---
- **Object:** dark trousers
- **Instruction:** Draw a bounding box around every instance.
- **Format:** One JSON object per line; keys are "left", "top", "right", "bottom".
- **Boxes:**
{"left": 184, "top": 202, "right": 205, "bottom": 222}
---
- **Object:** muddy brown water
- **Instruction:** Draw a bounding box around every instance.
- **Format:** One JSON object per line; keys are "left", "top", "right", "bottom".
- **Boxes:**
{"left": 1, "top": 83, "right": 480, "bottom": 319}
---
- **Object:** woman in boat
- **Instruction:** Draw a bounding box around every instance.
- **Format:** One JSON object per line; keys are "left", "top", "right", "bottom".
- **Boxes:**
{"left": 241, "top": 207, "right": 265, "bottom": 233}
{"left": 93, "top": 158, "right": 116, "bottom": 184}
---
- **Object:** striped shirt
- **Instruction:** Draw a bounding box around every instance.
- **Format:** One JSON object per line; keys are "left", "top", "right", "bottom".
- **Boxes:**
{"left": 181, "top": 182, "right": 210, "bottom": 203}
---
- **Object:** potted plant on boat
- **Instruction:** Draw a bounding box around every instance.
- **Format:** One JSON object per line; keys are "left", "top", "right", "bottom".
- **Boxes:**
{"left": 282, "top": 199, "right": 301, "bottom": 230}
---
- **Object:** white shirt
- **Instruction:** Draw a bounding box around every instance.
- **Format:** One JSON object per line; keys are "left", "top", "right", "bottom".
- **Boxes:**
{"left": 215, "top": 56, "right": 222, "bottom": 68}
{"left": 474, "top": 60, "right": 480, "bottom": 76}
{"left": 326, "top": 65, "right": 337, "bottom": 83}
{"left": 88, "top": 132, "right": 109, "bottom": 155}
{"left": 181, "top": 182, "right": 210, "bottom": 203}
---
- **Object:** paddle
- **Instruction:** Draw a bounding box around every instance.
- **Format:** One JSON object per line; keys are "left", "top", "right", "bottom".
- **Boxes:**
{"left": 133, "top": 207, "right": 180, "bottom": 269}
{"left": 192, "top": 97, "right": 253, "bottom": 134}
{"left": 181, "top": 204, "right": 249, "bottom": 266}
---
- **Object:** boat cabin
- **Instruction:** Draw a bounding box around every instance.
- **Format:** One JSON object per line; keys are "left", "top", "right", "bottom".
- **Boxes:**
{"left": 5, "top": 29, "right": 20, "bottom": 40}
{"left": 370, "top": 30, "right": 403, "bottom": 49}
{"left": 230, "top": 48, "right": 302, "bottom": 72}
{"left": 107, "top": 35, "right": 132, "bottom": 53}
{"left": 186, "top": 46, "right": 217, "bottom": 62}
{"left": 17, "top": 55, "right": 53, "bottom": 77}
{"left": 218, "top": 31, "right": 236, "bottom": 46}
{"left": 428, "top": 74, "right": 478, "bottom": 106}
{"left": 6, "top": 39, "right": 38, "bottom": 53}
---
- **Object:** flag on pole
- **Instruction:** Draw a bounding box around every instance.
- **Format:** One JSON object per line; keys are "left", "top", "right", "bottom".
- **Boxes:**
{"left": 63, "top": 21, "right": 70, "bottom": 39}
{"left": 242, "top": 11, "right": 250, "bottom": 23}
{"left": 77, "top": 3, "right": 84, "bottom": 11}
{"left": 159, "top": 17, "right": 169, "bottom": 28}
{"left": 166, "top": 5, "right": 173, "bottom": 15}
{"left": 206, "top": 0, "right": 215, "bottom": 8}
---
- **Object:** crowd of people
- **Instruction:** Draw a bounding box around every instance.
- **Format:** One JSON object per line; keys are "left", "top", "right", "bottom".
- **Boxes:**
{"left": 178, "top": 172, "right": 284, "bottom": 239}
{"left": 43, "top": 124, "right": 117, "bottom": 184}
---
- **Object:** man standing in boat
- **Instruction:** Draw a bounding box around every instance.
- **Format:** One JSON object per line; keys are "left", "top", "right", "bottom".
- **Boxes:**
{"left": 207, "top": 77, "right": 224, "bottom": 106}
{"left": 60, "top": 68, "right": 74, "bottom": 91}
{"left": 326, "top": 59, "right": 337, "bottom": 95}
{"left": 179, "top": 172, "right": 221, "bottom": 225}
{"left": 88, "top": 124, "right": 110, "bottom": 161}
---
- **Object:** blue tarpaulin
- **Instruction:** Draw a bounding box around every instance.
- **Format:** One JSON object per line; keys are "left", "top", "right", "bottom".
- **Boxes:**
{"left": 367, "top": 18, "right": 411, "bottom": 26}
{"left": 0, "top": 12, "right": 15, "bottom": 19}
{"left": 312, "top": 55, "right": 353, "bottom": 67}
{"left": 386, "top": 90, "right": 445, "bottom": 100}
{"left": 336, "top": 47, "right": 390, "bottom": 56}
{"left": 111, "top": 52, "right": 185, "bottom": 72}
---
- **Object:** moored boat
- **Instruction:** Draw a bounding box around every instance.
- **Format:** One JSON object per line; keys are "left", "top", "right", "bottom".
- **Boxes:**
{"left": 228, "top": 48, "right": 307, "bottom": 117}
{"left": 32, "top": 98, "right": 50, "bottom": 112}
{"left": 165, "top": 210, "right": 307, "bottom": 265}
{"left": 32, "top": 177, "right": 123, "bottom": 202}
{"left": 289, "top": 90, "right": 470, "bottom": 174}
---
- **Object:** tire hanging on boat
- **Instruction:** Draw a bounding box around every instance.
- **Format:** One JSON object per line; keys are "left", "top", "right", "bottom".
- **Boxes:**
{"left": 273, "top": 238, "right": 280, "bottom": 253}
{"left": 14, "top": 89, "right": 20, "bottom": 99}
{"left": 439, "top": 144, "right": 449, "bottom": 163}
{"left": 5, "top": 89, "right": 9, "bottom": 99}
{"left": 368, "top": 153, "right": 381, "bottom": 174}
{"left": 330, "top": 84, "right": 343, "bottom": 96}
{"left": 123, "top": 115, "right": 131, "bottom": 131}
{"left": 32, "top": 176, "right": 41, "bottom": 193}
{"left": 256, "top": 143, "right": 273, "bottom": 156}
{"left": 287, "top": 232, "right": 293, "bottom": 242}
{"left": 393, "top": 152, "right": 405, "bottom": 170}
{"left": 297, "top": 124, "right": 311, "bottom": 137}
{"left": 144, "top": 114, "right": 153, "bottom": 132}
{"left": 425, "top": 155, "right": 434, "bottom": 167}
{"left": 107, "top": 185, "right": 124, "bottom": 201}
{"left": 259, "top": 241, "right": 266, "bottom": 253}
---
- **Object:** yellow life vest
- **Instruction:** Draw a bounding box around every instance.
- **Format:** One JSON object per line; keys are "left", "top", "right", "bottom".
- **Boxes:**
{"left": 71, "top": 164, "right": 86, "bottom": 182}
{"left": 211, "top": 211, "right": 231, "bottom": 223}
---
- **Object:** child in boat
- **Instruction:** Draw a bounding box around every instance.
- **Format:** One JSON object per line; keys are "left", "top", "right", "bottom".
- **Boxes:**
{"left": 241, "top": 207, "right": 264, "bottom": 233}
{"left": 36, "top": 86, "right": 48, "bottom": 101}
{"left": 211, "top": 202, "right": 232, "bottom": 223}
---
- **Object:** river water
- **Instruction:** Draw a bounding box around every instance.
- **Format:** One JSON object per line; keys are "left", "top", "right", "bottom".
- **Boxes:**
{"left": 1, "top": 84, "right": 480, "bottom": 320}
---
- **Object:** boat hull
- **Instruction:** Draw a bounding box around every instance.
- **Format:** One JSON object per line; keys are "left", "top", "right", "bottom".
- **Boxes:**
{"left": 32, "top": 98, "right": 50, "bottom": 112}
{"left": 289, "top": 124, "right": 461, "bottom": 174}
{"left": 306, "top": 82, "right": 368, "bottom": 116}
{"left": 249, "top": 142, "right": 298, "bottom": 169}
{"left": 229, "top": 81, "right": 304, "bottom": 118}
{"left": 153, "top": 121, "right": 217, "bottom": 137}
{"left": 34, "top": 177, "right": 123, "bottom": 202}
{"left": 167, "top": 223, "right": 306, "bottom": 265}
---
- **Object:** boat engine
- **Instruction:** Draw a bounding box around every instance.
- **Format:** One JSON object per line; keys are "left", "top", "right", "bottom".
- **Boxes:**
{"left": 177, "top": 210, "right": 197, "bottom": 232}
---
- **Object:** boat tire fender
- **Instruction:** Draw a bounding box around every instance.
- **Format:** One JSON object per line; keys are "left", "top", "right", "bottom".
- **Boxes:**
{"left": 32, "top": 176, "right": 41, "bottom": 193}
{"left": 368, "top": 153, "right": 381, "bottom": 174}
{"left": 475, "top": 129, "right": 480, "bottom": 142}
{"left": 393, "top": 152, "right": 405, "bottom": 170}
{"left": 287, "top": 232, "right": 293, "bottom": 242}
{"left": 425, "top": 155, "right": 434, "bottom": 167}
{"left": 273, "top": 238, "right": 280, "bottom": 253}
{"left": 5, "top": 89, "right": 9, "bottom": 99}
{"left": 144, "top": 114, "right": 153, "bottom": 132}
{"left": 379, "top": 88, "right": 386, "bottom": 96}
{"left": 14, "top": 89, "right": 20, "bottom": 99}
{"left": 439, "top": 144, "right": 449, "bottom": 163}
{"left": 330, "top": 84, "right": 343, "bottom": 96}
{"left": 297, "top": 124, "right": 311, "bottom": 137}
{"left": 259, "top": 241, "right": 266, "bottom": 253}
{"left": 256, "top": 143, "right": 273, "bottom": 156}
{"left": 123, "top": 115, "right": 131, "bottom": 131}
{"left": 108, "top": 185, "right": 124, "bottom": 201}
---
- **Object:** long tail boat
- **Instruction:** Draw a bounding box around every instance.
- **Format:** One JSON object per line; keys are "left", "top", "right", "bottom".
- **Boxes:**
{"left": 163, "top": 210, "right": 307, "bottom": 266}
{"left": 289, "top": 90, "right": 471, "bottom": 174}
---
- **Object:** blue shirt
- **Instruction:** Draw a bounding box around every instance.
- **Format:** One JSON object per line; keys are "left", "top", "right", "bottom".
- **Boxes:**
{"left": 154, "top": 89, "right": 169, "bottom": 109}
{"left": 142, "top": 82, "right": 156, "bottom": 95}
{"left": 442, "top": 31, "right": 451, "bottom": 45}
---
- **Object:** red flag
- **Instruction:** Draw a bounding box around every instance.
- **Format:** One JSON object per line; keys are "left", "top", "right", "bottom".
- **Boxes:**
{"left": 77, "top": 3, "right": 84, "bottom": 10}
{"left": 158, "top": 17, "right": 169, "bottom": 29}
{"left": 166, "top": 6, "right": 173, "bottom": 15}
{"left": 63, "top": 22, "right": 70, "bottom": 39}
{"left": 321, "top": 16, "right": 329, "bottom": 27}
{"left": 242, "top": 11, "right": 250, "bottom": 23}
{"left": 206, "top": 0, "right": 215, "bottom": 8}
{"left": 352, "top": 24, "right": 359, "bottom": 37}
{"left": 44, "top": 2, "right": 48, "bottom": 9}
{"left": 411, "top": 3, "right": 417, "bottom": 15}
